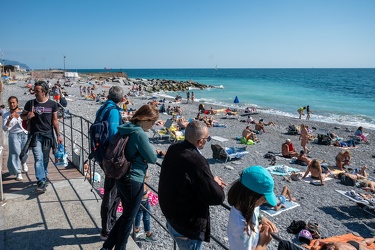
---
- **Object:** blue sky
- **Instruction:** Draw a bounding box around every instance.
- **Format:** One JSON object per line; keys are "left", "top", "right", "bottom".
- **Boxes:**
{"left": 2, "top": 0, "right": 375, "bottom": 69}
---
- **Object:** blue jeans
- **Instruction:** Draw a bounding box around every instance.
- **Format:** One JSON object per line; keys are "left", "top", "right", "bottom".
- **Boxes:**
{"left": 103, "top": 177, "right": 143, "bottom": 250}
{"left": 166, "top": 222, "right": 203, "bottom": 250}
{"left": 31, "top": 134, "right": 51, "bottom": 183}
{"left": 134, "top": 200, "right": 150, "bottom": 233}
{"left": 7, "top": 132, "right": 28, "bottom": 175}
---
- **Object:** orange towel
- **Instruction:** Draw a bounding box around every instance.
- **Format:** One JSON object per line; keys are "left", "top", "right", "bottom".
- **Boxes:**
{"left": 305, "top": 233, "right": 375, "bottom": 250}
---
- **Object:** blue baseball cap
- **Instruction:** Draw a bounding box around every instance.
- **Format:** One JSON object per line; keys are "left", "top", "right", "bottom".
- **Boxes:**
{"left": 240, "top": 166, "right": 277, "bottom": 206}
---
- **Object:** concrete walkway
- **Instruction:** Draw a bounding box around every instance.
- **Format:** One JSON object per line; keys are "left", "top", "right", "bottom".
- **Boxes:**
{"left": 0, "top": 138, "right": 139, "bottom": 249}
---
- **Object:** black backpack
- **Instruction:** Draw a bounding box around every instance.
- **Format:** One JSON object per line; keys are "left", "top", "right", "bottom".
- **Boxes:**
{"left": 88, "top": 107, "right": 116, "bottom": 164}
{"left": 340, "top": 175, "right": 356, "bottom": 186}
{"left": 102, "top": 132, "right": 139, "bottom": 179}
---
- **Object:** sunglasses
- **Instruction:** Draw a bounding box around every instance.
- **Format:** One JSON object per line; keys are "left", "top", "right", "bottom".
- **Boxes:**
{"left": 200, "top": 136, "right": 211, "bottom": 142}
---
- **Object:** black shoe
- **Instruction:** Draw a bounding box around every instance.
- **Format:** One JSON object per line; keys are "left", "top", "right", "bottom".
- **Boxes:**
{"left": 36, "top": 181, "right": 47, "bottom": 192}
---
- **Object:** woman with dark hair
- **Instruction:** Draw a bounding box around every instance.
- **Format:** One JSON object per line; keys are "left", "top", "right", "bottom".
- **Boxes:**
{"left": 102, "top": 104, "right": 159, "bottom": 250}
{"left": 227, "top": 166, "right": 278, "bottom": 250}
{"left": 2, "top": 96, "right": 29, "bottom": 180}
{"left": 354, "top": 126, "right": 369, "bottom": 143}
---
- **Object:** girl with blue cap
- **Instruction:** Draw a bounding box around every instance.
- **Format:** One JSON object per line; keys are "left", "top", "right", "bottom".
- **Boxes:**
{"left": 227, "top": 166, "right": 278, "bottom": 250}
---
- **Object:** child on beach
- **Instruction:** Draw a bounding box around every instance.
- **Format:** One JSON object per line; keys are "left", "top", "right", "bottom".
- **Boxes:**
{"left": 227, "top": 166, "right": 278, "bottom": 250}
{"left": 134, "top": 172, "right": 158, "bottom": 242}
{"left": 273, "top": 186, "right": 297, "bottom": 211}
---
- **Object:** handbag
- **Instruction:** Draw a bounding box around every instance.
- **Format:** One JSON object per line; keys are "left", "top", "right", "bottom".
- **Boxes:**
{"left": 22, "top": 100, "right": 34, "bottom": 131}
{"left": 55, "top": 143, "right": 68, "bottom": 167}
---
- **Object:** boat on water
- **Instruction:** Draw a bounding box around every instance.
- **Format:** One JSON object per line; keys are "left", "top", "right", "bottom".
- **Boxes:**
{"left": 104, "top": 67, "right": 111, "bottom": 70}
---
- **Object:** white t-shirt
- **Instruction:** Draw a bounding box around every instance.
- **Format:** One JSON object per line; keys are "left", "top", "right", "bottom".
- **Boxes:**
{"left": 227, "top": 206, "right": 260, "bottom": 250}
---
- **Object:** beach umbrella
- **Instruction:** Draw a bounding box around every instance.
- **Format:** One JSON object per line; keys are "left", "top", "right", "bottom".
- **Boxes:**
{"left": 234, "top": 96, "right": 239, "bottom": 104}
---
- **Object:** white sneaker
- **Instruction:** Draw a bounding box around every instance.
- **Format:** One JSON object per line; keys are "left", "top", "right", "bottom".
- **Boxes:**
{"left": 16, "top": 174, "right": 23, "bottom": 181}
{"left": 22, "top": 163, "right": 28, "bottom": 173}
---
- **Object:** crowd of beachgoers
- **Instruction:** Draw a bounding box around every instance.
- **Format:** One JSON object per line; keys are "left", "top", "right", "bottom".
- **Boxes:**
{"left": 2, "top": 74, "right": 375, "bottom": 250}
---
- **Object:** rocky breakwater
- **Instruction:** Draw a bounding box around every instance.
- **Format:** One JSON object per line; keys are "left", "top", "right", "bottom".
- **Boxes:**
{"left": 127, "top": 78, "right": 210, "bottom": 93}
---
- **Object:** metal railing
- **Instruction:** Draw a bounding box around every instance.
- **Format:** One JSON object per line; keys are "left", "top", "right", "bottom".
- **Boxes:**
{"left": 59, "top": 111, "right": 230, "bottom": 250}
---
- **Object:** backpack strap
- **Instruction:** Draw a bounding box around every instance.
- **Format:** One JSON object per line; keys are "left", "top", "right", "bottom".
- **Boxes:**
{"left": 95, "top": 106, "right": 116, "bottom": 123}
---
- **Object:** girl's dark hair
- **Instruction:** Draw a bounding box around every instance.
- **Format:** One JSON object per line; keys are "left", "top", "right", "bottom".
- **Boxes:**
{"left": 227, "top": 179, "right": 263, "bottom": 235}
{"left": 8, "top": 96, "right": 18, "bottom": 102}
{"left": 130, "top": 104, "right": 159, "bottom": 124}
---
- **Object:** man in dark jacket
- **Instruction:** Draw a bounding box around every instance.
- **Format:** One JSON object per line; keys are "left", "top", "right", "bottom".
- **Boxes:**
{"left": 158, "top": 121, "right": 226, "bottom": 250}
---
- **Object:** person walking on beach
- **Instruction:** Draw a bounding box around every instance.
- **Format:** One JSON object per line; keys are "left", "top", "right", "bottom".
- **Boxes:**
{"left": 158, "top": 120, "right": 226, "bottom": 250}
{"left": 96, "top": 86, "right": 124, "bottom": 240}
{"left": 306, "top": 105, "right": 311, "bottom": 120}
{"left": 191, "top": 92, "right": 195, "bottom": 103}
{"left": 102, "top": 104, "right": 158, "bottom": 250}
{"left": 299, "top": 124, "right": 310, "bottom": 154}
{"left": 186, "top": 91, "right": 190, "bottom": 104}
{"left": 21, "top": 81, "right": 62, "bottom": 192}
{"left": 2, "top": 96, "right": 29, "bottom": 181}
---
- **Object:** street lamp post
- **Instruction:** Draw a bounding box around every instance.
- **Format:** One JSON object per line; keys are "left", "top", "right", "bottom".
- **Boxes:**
{"left": 63, "top": 55, "right": 66, "bottom": 78}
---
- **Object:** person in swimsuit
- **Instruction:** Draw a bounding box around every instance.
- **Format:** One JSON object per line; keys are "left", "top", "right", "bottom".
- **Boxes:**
{"left": 299, "top": 124, "right": 310, "bottom": 153}
{"left": 336, "top": 150, "right": 351, "bottom": 171}
{"left": 302, "top": 159, "right": 330, "bottom": 185}
{"left": 312, "top": 237, "right": 375, "bottom": 250}
{"left": 306, "top": 105, "right": 311, "bottom": 120}
{"left": 297, "top": 106, "right": 306, "bottom": 119}
{"left": 273, "top": 186, "right": 297, "bottom": 211}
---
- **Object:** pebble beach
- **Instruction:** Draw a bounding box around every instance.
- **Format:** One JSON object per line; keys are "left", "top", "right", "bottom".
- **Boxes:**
{"left": 2, "top": 74, "right": 375, "bottom": 250}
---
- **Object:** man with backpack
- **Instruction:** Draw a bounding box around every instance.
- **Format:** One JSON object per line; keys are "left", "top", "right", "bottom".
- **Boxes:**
{"left": 93, "top": 86, "right": 124, "bottom": 240}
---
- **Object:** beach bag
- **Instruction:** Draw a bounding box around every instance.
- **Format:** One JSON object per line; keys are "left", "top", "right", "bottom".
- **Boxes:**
{"left": 317, "top": 134, "right": 331, "bottom": 145}
{"left": 55, "top": 144, "right": 68, "bottom": 167}
{"left": 287, "top": 125, "right": 299, "bottom": 135}
{"left": 102, "top": 132, "right": 139, "bottom": 179}
{"left": 88, "top": 107, "right": 116, "bottom": 164}
{"left": 211, "top": 144, "right": 227, "bottom": 160}
{"left": 340, "top": 174, "right": 356, "bottom": 186}
{"left": 287, "top": 220, "right": 307, "bottom": 234}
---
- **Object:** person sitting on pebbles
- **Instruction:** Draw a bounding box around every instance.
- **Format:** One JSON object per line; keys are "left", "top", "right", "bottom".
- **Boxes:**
{"left": 273, "top": 186, "right": 297, "bottom": 211}
{"left": 282, "top": 139, "right": 299, "bottom": 158}
{"left": 335, "top": 150, "right": 351, "bottom": 171}
{"left": 302, "top": 159, "right": 330, "bottom": 185}
{"left": 296, "top": 150, "right": 311, "bottom": 166}
{"left": 242, "top": 126, "right": 259, "bottom": 143}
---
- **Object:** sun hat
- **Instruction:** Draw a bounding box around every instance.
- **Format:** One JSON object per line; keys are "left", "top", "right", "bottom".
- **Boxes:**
{"left": 298, "top": 229, "right": 312, "bottom": 244}
{"left": 240, "top": 166, "right": 277, "bottom": 206}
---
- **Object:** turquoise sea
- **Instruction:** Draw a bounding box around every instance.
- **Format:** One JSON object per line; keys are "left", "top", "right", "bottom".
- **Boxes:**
{"left": 76, "top": 68, "right": 375, "bottom": 129}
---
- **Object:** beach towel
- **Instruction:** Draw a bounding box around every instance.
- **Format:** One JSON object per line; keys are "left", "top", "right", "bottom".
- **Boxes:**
{"left": 266, "top": 165, "right": 301, "bottom": 176}
{"left": 260, "top": 200, "right": 300, "bottom": 217}
{"left": 303, "top": 174, "right": 333, "bottom": 183}
{"left": 336, "top": 190, "right": 374, "bottom": 206}
{"left": 305, "top": 233, "right": 375, "bottom": 250}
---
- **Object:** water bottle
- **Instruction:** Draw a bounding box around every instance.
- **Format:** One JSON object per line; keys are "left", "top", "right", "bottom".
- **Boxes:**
{"left": 93, "top": 172, "right": 101, "bottom": 183}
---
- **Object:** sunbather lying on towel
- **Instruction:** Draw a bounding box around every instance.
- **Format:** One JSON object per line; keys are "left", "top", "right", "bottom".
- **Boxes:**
{"left": 302, "top": 159, "right": 331, "bottom": 185}
{"left": 311, "top": 237, "right": 375, "bottom": 250}
{"left": 273, "top": 186, "right": 297, "bottom": 211}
